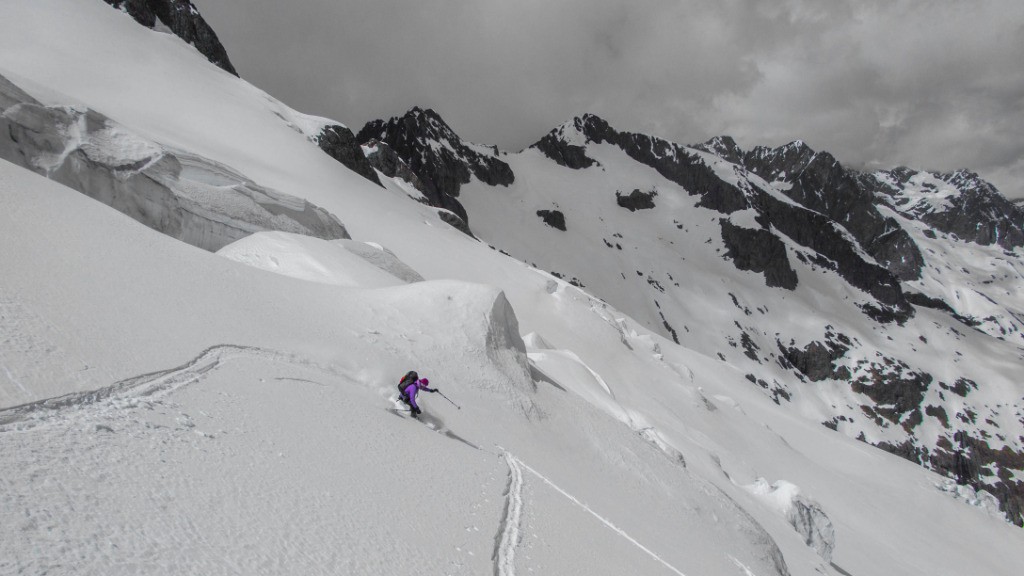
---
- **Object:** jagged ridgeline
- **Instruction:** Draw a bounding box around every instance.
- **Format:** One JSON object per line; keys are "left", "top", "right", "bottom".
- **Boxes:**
{"left": 359, "top": 108, "right": 1024, "bottom": 525}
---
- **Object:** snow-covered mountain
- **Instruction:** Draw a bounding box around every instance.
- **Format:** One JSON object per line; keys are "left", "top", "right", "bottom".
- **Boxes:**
{"left": 1, "top": 1, "right": 1022, "bottom": 575}
{"left": 358, "top": 108, "right": 1024, "bottom": 528}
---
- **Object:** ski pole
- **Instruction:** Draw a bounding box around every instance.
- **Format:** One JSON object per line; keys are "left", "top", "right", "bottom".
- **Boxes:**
{"left": 437, "top": 390, "right": 461, "bottom": 409}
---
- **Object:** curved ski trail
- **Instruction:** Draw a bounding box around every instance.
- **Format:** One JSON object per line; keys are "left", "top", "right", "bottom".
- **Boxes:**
{"left": 494, "top": 451, "right": 525, "bottom": 576}
{"left": 0, "top": 344, "right": 327, "bottom": 430}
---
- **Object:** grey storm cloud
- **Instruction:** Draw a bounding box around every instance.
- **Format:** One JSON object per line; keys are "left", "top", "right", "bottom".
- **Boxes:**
{"left": 198, "top": 0, "right": 1024, "bottom": 198}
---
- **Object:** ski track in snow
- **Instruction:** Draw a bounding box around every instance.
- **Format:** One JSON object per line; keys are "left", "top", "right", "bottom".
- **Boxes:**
{"left": 0, "top": 344, "right": 333, "bottom": 429}
{"left": 493, "top": 451, "right": 525, "bottom": 576}
{"left": 0, "top": 343, "right": 488, "bottom": 575}
{"left": 509, "top": 453, "right": 689, "bottom": 576}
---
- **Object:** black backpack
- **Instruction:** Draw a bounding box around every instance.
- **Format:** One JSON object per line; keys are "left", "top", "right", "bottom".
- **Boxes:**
{"left": 397, "top": 371, "right": 418, "bottom": 395}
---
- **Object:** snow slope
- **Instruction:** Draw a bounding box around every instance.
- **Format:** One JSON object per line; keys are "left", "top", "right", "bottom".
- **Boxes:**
{"left": 448, "top": 117, "right": 1024, "bottom": 523}
{"left": 1, "top": 163, "right": 787, "bottom": 575}
{"left": 1, "top": 1, "right": 1022, "bottom": 574}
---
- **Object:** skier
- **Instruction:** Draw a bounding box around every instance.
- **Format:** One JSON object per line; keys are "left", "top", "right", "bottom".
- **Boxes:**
{"left": 398, "top": 372, "right": 438, "bottom": 418}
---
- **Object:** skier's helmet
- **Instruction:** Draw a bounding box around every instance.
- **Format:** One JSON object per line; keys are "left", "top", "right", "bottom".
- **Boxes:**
{"left": 419, "top": 378, "right": 430, "bottom": 387}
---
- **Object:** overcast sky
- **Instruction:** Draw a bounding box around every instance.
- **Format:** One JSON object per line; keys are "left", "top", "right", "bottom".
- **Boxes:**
{"left": 198, "top": 0, "right": 1024, "bottom": 198}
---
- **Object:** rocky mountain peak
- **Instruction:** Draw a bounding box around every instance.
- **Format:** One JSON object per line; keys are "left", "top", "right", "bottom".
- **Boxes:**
{"left": 356, "top": 108, "right": 515, "bottom": 233}
{"left": 574, "top": 113, "right": 618, "bottom": 143}
{"left": 743, "top": 140, "right": 819, "bottom": 182}
{"left": 103, "top": 0, "right": 237, "bottom": 76}
{"left": 529, "top": 115, "right": 609, "bottom": 169}
{"left": 693, "top": 135, "right": 744, "bottom": 165}
{"left": 395, "top": 106, "right": 461, "bottom": 146}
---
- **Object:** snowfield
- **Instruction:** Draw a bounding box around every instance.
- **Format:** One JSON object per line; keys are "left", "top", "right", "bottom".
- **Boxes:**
{"left": 1, "top": 1, "right": 1022, "bottom": 575}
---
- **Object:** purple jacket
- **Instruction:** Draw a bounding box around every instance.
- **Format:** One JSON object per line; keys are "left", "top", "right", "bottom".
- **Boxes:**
{"left": 403, "top": 379, "right": 435, "bottom": 409}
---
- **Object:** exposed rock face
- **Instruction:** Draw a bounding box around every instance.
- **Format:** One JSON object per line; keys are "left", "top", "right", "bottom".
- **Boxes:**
{"left": 362, "top": 138, "right": 427, "bottom": 193}
{"left": 742, "top": 141, "right": 924, "bottom": 281}
{"left": 928, "top": 434, "right": 1024, "bottom": 526}
{"left": 615, "top": 189, "right": 657, "bottom": 211}
{"left": 0, "top": 74, "right": 346, "bottom": 252}
{"left": 869, "top": 428, "right": 1024, "bottom": 527}
{"left": 103, "top": 0, "right": 237, "bottom": 76}
{"left": 531, "top": 123, "right": 598, "bottom": 169}
{"left": 904, "top": 292, "right": 957, "bottom": 315}
{"left": 566, "top": 114, "right": 749, "bottom": 214}
{"left": 436, "top": 209, "right": 472, "bottom": 236}
{"left": 360, "top": 137, "right": 471, "bottom": 235}
{"left": 356, "top": 107, "right": 515, "bottom": 230}
{"left": 315, "top": 125, "right": 381, "bottom": 187}
{"left": 850, "top": 360, "right": 931, "bottom": 428}
{"left": 536, "top": 209, "right": 566, "bottom": 231}
{"left": 864, "top": 167, "right": 1024, "bottom": 249}
{"left": 720, "top": 220, "right": 798, "bottom": 290}
{"left": 750, "top": 191, "right": 911, "bottom": 318}
{"left": 777, "top": 330, "right": 851, "bottom": 382}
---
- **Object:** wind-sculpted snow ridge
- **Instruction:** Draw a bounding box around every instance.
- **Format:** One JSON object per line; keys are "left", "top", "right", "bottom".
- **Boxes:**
{"left": 0, "top": 74, "right": 348, "bottom": 252}
{"left": 217, "top": 232, "right": 423, "bottom": 288}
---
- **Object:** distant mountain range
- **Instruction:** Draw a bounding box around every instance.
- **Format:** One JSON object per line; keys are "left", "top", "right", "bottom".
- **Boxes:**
{"left": 344, "top": 106, "right": 1024, "bottom": 526}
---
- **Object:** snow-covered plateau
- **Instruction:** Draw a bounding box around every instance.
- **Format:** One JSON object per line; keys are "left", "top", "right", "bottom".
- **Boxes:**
{"left": 1, "top": 1, "right": 1022, "bottom": 575}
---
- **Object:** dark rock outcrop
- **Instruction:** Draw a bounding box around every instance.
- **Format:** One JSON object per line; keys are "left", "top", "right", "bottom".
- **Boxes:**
{"left": 103, "top": 0, "right": 237, "bottom": 76}
{"left": 720, "top": 220, "right": 798, "bottom": 290}
{"left": 849, "top": 358, "right": 931, "bottom": 426}
{"left": 778, "top": 338, "right": 848, "bottom": 382}
{"left": 357, "top": 107, "right": 515, "bottom": 230}
{"left": 362, "top": 139, "right": 427, "bottom": 193}
{"left": 928, "top": 433, "right": 1024, "bottom": 526}
{"left": 532, "top": 127, "right": 598, "bottom": 169}
{"left": 536, "top": 209, "right": 566, "bottom": 231}
{"left": 905, "top": 292, "right": 957, "bottom": 314}
{"left": 316, "top": 125, "right": 382, "bottom": 187}
{"left": 615, "top": 189, "right": 657, "bottom": 212}
{"left": 436, "top": 209, "right": 471, "bottom": 235}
